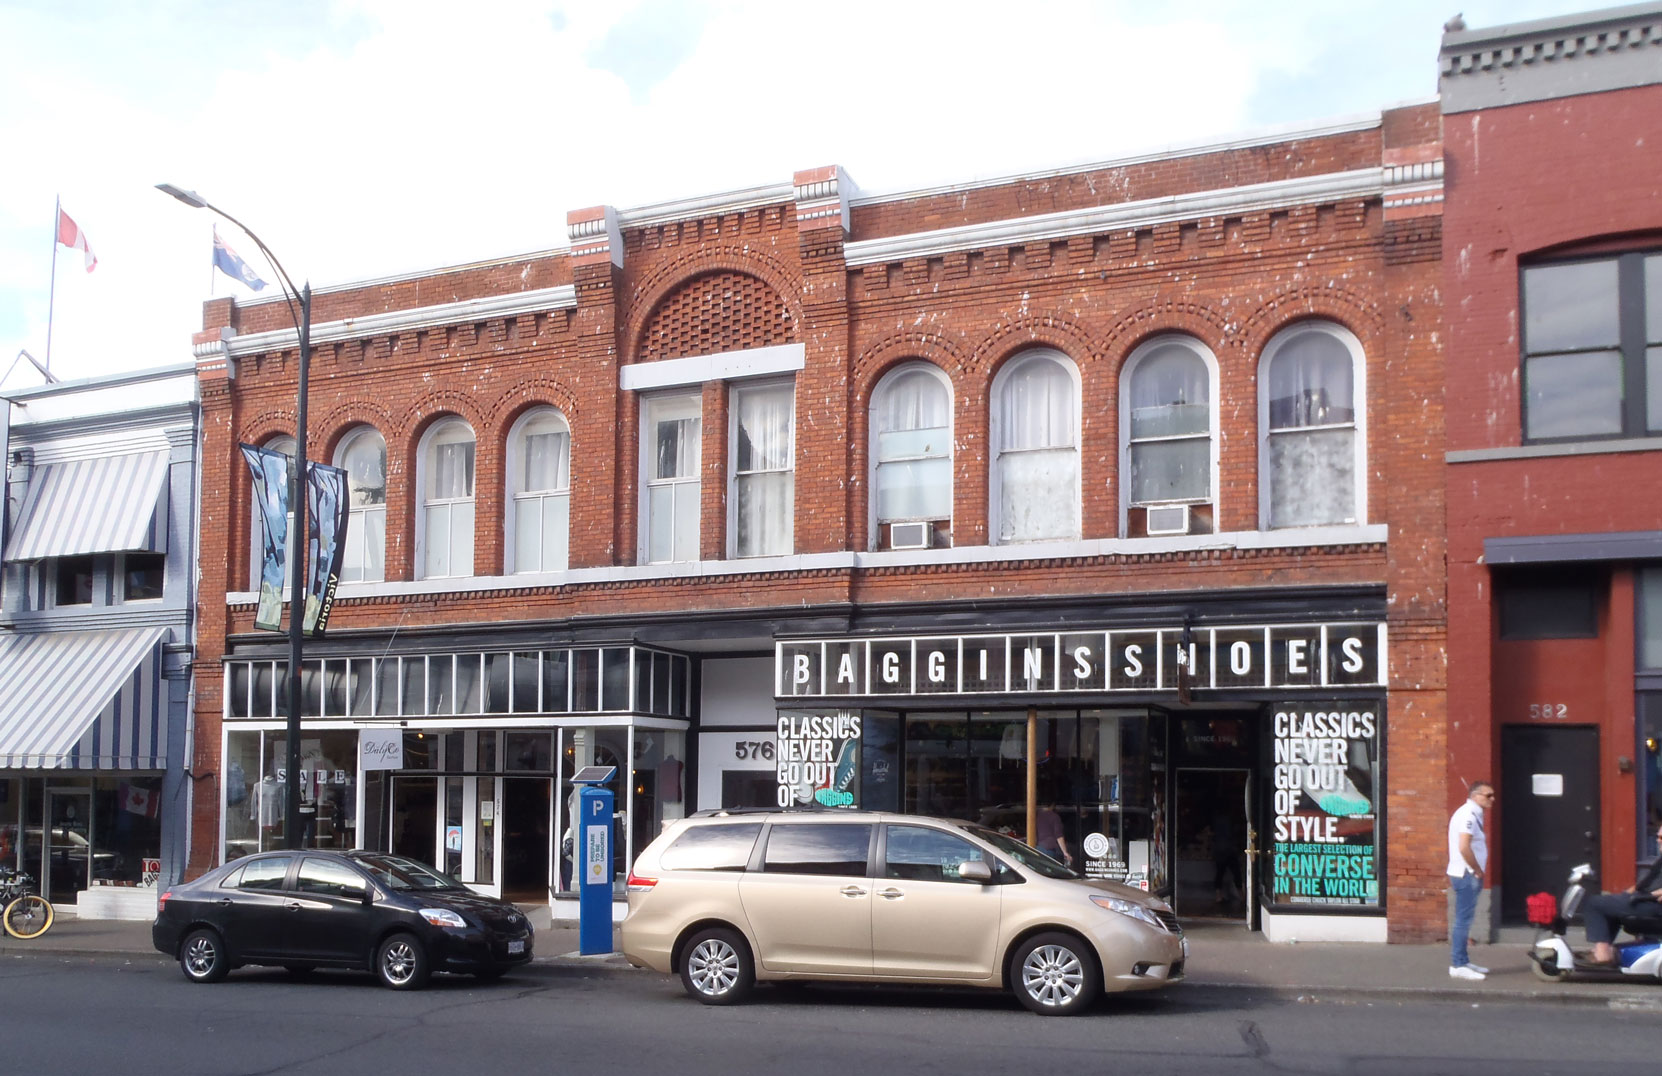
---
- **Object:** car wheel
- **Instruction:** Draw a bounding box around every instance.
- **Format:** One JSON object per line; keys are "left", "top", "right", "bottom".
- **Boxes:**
{"left": 1012, "top": 932, "right": 1099, "bottom": 1016}
{"left": 679, "top": 927, "right": 754, "bottom": 1005}
{"left": 180, "top": 928, "right": 230, "bottom": 984}
{"left": 376, "top": 932, "right": 431, "bottom": 990}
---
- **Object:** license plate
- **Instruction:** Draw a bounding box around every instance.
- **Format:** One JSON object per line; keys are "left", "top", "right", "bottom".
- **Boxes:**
{"left": 508, "top": 939, "right": 525, "bottom": 955}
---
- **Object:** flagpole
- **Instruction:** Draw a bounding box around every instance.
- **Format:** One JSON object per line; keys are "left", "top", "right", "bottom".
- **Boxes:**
{"left": 46, "top": 196, "right": 60, "bottom": 375}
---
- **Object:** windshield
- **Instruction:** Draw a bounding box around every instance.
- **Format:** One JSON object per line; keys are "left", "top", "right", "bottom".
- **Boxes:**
{"left": 965, "top": 824, "right": 1079, "bottom": 879}
{"left": 353, "top": 853, "right": 464, "bottom": 891}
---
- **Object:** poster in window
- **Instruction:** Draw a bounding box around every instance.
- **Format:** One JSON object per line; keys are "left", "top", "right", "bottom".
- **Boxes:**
{"left": 1268, "top": 703, "right": 1381, "bottom": 907}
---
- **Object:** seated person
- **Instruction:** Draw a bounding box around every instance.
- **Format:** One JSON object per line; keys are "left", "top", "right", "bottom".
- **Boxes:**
{"left": 1585, "top": 823, "right": 1662, "bottom": 966}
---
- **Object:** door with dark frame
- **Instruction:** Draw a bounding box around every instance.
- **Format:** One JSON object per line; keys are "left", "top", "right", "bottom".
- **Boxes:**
{"left": 1499, "top": 725, "right": 1599, "bottom": 922}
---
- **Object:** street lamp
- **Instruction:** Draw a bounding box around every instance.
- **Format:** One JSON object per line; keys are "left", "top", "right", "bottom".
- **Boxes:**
{"left": 157, "top": 183, "right": 312, "bottom": 852}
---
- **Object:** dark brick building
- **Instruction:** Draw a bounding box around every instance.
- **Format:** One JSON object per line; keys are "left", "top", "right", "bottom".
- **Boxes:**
{"left": 188, "top": 97, "right": 1450, "bottom": 939}
{"left": 1441, "top": 2, "right": 1662, "bottom": 922}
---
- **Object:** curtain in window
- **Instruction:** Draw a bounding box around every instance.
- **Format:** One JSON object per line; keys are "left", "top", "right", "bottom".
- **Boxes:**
{"left": 996, "top": 356, "right": 1077, "bottom": 542}
{"left": 876, "top": 370, "right": 951, "bottom": 523}
{"left": 654, "top": 417, "right": 698, "bottom": 481}
{"left": 1128, "top": 343, "right": 1210, "bottom": 504}
{"left": 424, "top": 425, "right": 475, "bottom": 577}
{"left": 522, "top": 430, "right": 570, "bottom": 493}
{"left": 429, "top": 440, "right": 475, "bottom": 500}
{"left": 1266, "top": 330, "right": 1357, "bottom": 527}
{"left": 646, "top": 400, "right": 700, "bottom": 563}
{"left": 513, "top": 412, "right": 570, "bottom": 572}
{"left": 340, "top": 429, "right": 386, "bottom": 583}
{"left": 735, "top": 385, "right": 794, "bottom": 557}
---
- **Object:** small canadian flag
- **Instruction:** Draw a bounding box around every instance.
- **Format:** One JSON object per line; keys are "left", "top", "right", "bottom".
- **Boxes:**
{"left": 120, "top": 781, "right": 158, "bottom": 818}
{"left": 56, "top": 207, "right": 97, "bottom": 272}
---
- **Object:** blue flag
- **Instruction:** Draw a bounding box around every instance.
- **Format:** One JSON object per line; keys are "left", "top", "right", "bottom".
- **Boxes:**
{"left": 213, "top": 226, "right": 268, "bottom": 291}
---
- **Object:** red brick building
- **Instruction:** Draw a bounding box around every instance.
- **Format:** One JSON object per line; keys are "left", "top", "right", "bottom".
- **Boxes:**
{"left": 188, "top": 99, "right": 1450, "bottom": 940}
{"left": 1441, "top": 2, "right": 1662, "bottom": 923}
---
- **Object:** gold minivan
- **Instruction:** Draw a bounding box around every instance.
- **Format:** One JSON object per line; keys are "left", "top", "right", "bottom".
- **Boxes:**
{"left": 621, "top": 809, "right": 1185, "bottom": 1015}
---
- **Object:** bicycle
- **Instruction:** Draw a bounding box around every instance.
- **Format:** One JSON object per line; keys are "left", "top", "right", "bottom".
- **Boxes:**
{"left": 1, "top": 867, "right": 54, "bottom": 939}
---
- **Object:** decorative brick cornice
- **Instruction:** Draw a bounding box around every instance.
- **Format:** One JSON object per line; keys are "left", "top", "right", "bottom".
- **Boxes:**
{"left": 793, "top": 165, "right": 852, "bottom": 235}
{"left": 568, "top": 205, "right": 623, "bottom": 270}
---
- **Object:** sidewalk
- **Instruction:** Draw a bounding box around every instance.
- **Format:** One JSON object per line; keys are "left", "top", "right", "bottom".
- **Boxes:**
{"left": 6, "top": 911, "right": 1658, "bottom": 1008}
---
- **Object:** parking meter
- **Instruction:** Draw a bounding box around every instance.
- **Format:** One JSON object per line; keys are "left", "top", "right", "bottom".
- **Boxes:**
{"left": 572, "top": 767, "right": 616, "bottom": 955}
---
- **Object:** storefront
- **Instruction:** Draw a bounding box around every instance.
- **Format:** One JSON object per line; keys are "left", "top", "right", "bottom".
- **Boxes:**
{"left": 219, "top": 644, "right": 689, "bottom": 905}
{"left": 743, "top": 619, "right": 1389, "bottom": 941}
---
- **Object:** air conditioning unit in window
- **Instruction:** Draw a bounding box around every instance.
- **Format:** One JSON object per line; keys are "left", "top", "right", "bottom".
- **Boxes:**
{"left": 889, "top": 521, "right": 931, "bottom": 550}
{"left": 1144, "top": 504, "right": 1191, "bottom": 536}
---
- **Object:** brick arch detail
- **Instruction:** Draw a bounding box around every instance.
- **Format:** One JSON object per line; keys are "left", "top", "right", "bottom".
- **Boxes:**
{"left": 623, "top": 248, "right": 804, "bottom": 365}
{"left": 396, "top": 391, "right": 489, "bottom": 454}
{"left": 237, "top": 409, "right": 298, "bottom": 448}
{"left": 311, "top": 401, "right": 398, "bottom": 461}
{"left": 1099, "top": 300, "right": 1235, "bottom": 370}
{"left": 967, "top": 313, "right": 1100, "bottom": 401}
{"left": 851, "top": 331, "right": 970, "bottom": 405}
{"left": 490, "top": 377, "right": 582, "bottom": 428}
{"left": 1236, "top": 285, "right": 1386, "bottom": 358}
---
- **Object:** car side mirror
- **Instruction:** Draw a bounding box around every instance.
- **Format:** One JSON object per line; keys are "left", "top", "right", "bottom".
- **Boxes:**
{"left": 958, "top": 859, "right": 992, "bottom": 884}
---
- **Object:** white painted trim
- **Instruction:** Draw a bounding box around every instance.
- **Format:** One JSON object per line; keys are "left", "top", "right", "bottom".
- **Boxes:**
{"left": 415, "top": 418, "right": 478, "bottom": 581}
{"left": 504, "top": 407, "right": 571, "bottom": 575}
{"left": 1257, "top": 322, "right": 1369, "bottom": 528}
{"left": 1260, "top": 907, "right": 1387, "bottom": 944}
{"left": 1119, "top": 335, "right": 1221, "bottom": 535}
{"left": 845, "top": 167, "right": 1386, "bottom": 268}
{"left": 225, "top": 524, "right": 1390, "bottom": 604}
{"left": 868, "top": 362, "right": 955, "bottom": 550}
{"left": 639, "top": 392, "right": 703, "bottom": 565}
{"left": 990, "top": 349, "right": 1083, "bottom": 545}
{"left": 620, "top": 343, "right": 806, "bottom": 392}
{"left": 224, "top": 285, "right": 577, "bottom": 357}
{"left": 617, "top": 183, "right": 797, "bottom": 230}
{"left": 726, "top": 378, "right": 797, "bottom": 560}
{"left": 850, "top": 113, "right": 1387, "bottom": 207}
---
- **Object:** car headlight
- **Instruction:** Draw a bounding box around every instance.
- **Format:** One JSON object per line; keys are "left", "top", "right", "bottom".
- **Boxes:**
{"left": 1089, "top": 893, "right": 1162, "bottom": 929}
{"left": 419, "top": 908, "right": 467, "bottom": 929}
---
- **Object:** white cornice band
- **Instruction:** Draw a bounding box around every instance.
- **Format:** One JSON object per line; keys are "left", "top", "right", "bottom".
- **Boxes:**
{"left": 617, "top": 183, "right": 796, "bottom": 231}
{"left": 224, "top": 285, "right": 578, "bottom": 357}
{"left": 844, "top": 167, "right": 1388, "bottom": 267}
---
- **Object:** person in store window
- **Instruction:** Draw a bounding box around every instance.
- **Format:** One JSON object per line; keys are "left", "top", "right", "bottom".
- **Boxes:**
{"left": 1035, "top": 805, "right": 1073, "bottom": 866}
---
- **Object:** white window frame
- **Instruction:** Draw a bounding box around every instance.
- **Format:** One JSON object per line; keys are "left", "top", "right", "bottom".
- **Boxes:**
{"left": 639, "top": 392, "right": 702, "bottom": 564}
{"left": 728, "top": 378, "right": 795, "bottom": 559}
{"left": 1257, "top": 321, "right": 1367, "bottom": 529}
{"left": 507, "top": 407, "right": 572, "bottom": 573}
{"left": 248, "top": 435, "right": 297, "bottom": 595}
{"left": 989, "top": 348, "right": 1082, "bottom": 545}
{"left": 868, "top": 362, "right": 954, "bottom": 547}
{"left": 1118, "top": 335, "right": 1219, "bottom": 531}
{"left": 333, "top": 425, "right": 387, "bottom": 583}
{"left": 416, "top": 418, "right": 476, "bottom": 579}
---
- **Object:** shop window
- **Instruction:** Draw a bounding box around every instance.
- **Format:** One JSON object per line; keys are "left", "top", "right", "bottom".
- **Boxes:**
{"left": 1260, "top": 322, "right": 1363, "bottom": 528}
{"left": 335, "top": 426, "right": 386, "bottom": 583}
{"left": 991, "top": 350, "right": 1080, "bottom": 544}
{"left": 1496, "top": 568, "right": 1600, "bottom": 640}
{"left": 1521, "top": 250, "right": 1662, "bottom": 442}
{"left": 1123, "top": 336, "right": 1216, "bottom": 537}
{"left": 121, "top": 552, "right": 165, "bottom": 601}
{"left": 642, "top": 392, "right": 701, "bottom": 563}
{"left": 871, "top": 363, "right": 953, "bottom": 550}
{"left": 731, "top": 380, "right": 794, "bottom": 558}
{"left": 509, "top": 408, "right": 570, "bottom": 573}
{"left": 418, "top": 418, "right": 475, "bottom": 579}
{"left": 760, "top": 823, "right": 873, "bottom": 876}
{"left": 54, "top": 554, "right": 97, "bottom": 605}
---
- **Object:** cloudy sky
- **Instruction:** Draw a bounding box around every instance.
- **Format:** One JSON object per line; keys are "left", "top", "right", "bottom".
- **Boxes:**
{"left": 2, "top": 0, "right": 1575, "bottom": 386}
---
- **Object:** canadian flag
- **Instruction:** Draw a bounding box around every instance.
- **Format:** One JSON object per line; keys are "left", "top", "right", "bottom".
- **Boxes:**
{"left": 56, "top": 207, "right": 97, "bottom": 272}
{"left": 120, "top": 781, "right": 158, "bottom": 818}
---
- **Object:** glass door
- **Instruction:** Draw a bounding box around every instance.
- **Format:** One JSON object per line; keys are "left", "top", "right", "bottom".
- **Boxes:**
{"left": 43, "top": 788, "right": 94, "bottom": 905}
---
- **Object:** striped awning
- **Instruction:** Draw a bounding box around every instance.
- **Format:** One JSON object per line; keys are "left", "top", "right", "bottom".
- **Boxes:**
{"left": 0, "top": 627, "right": 168, "bottom": 769}
{"left": 4, "top": 451, "right": 170, "bottom": 562}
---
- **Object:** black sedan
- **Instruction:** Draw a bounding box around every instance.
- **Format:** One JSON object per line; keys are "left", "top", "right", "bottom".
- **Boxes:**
{"left": 153, "top": 850, "right": 533, "bottom": 989}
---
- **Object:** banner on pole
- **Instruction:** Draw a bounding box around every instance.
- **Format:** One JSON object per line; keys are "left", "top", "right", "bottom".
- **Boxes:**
{"left": 239, "top": 443, "right": 291, "bottom": 632}
{"left": 303, "top": 461, "right": 349, "bottom": 636}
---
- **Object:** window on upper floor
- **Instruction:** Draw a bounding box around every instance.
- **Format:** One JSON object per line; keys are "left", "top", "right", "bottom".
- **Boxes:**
{"left": 55, "top": 554, "right": 96, "bottom": 605}
{"left": 1122, "top": 336, "right": 1215, "bottom": 537}
{"left": 1496, "top": 566, "right": 1600, "bottom": 640}
{"left": 991, "top": 350, "right": 1079, "bottom": 544}
{"left": 731, "top": 380, "right": 794, "bottom": 558}
{"left": 1522, "top": 250, "right": 1662, "bottom": 442}
{"left": 871, "top": 364, "right": 952, "bottom": 551}
{"left": 509, "top": 408, "right": 571, "bottom": 573}
{"left": 121, "top": 552, "right": 165, "bottom": 601}
{"left": 642, "top": 393, "right": 701, "bottom": 564}
{"left": 1640, "top": 566, "right": 1662, "bottom": 671}
{"left": 248, "top": 435, "right": 297, "bottom": 593}
{"left": 1260, "top": 322, "right": 1364, "bottom": 529}
{"left": 419, "top": 419, "right": 475, "bottom": 579}
{"left": 335, "top": 427, "right": 386, "bottom": 583}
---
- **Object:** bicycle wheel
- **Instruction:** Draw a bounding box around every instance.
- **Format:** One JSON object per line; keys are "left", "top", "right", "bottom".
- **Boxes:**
{"left": 3, "top": 894, "right": 54, "bottom": 939}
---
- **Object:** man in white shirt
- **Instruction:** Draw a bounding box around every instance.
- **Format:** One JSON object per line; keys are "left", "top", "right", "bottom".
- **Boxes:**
{"left": 1447, "top": 782, "right": 1495, "bottom": 980}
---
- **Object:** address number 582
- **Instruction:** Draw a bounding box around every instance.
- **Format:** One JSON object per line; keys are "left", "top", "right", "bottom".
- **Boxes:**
{"left": 1528, "top": 703, "right": 1568, "bottom": 720}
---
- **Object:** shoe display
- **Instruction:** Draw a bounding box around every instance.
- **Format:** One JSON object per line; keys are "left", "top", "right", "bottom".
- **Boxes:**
{"left": 1448, "top": 964, "right": 1486, "bottom": 980}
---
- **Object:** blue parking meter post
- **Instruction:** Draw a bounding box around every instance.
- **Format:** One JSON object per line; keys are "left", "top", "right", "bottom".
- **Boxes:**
{"left": 575, "top": 769, "right": 616, "bottom": 956}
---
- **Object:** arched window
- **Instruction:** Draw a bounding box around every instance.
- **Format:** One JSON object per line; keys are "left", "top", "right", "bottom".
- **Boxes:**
{"left": 1122, "top": 336, "right": 1216, "bottom": 535}
{"left": 334, "top": 427, "right": 386, "bottom": 583}
{"left": 991, "top": 350, "right": 1079, "bottom": 543}
{"left": 248, "top": 434, "right": 296, "bottom": 595}
{"left": 1260, "top": 322, "right": 1364, "bottom": 528}
{"left": 870, "top": 364, "right": 952, "bottom": 549}
{"left": 418, "top": 418, "right": 475, "bottom": 578}
{"left": 509, "top": 408, "right": 571, "bottom": 573}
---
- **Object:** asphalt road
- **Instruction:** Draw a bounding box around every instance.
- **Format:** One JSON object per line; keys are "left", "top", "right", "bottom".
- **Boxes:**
{"left": 2, "top": 953, "right": 1657, "bottom": 1076}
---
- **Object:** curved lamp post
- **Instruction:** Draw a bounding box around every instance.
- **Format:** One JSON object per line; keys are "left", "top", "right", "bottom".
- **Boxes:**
{"left": 157, "top": 183, "right": 311, "bottom": 852}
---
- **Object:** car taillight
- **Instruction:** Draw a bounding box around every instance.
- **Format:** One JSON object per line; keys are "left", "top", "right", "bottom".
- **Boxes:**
{"left": 157, "top": 889, "right": 171, "bottom": 911}
{"left": 625, "top": 873, "right": 656, "bottom": 892}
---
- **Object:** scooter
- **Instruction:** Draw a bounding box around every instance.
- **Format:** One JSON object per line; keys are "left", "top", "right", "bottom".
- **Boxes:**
{"left": 1527, "top": 863, "right": 1662, "bottom": 982}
